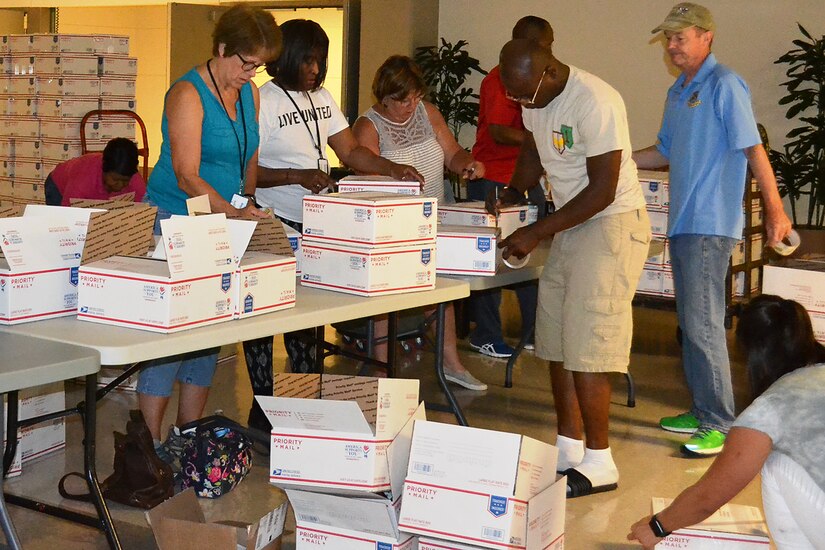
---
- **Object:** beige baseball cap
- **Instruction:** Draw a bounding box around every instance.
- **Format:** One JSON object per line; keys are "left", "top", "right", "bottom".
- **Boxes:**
{"left": 651, "top": 2, "right": 715, "bottom": 34}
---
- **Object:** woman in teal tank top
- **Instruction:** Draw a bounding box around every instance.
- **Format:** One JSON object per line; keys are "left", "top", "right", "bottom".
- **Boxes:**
{"left": 138, "top": 6, "right": 282, "bottom": 467}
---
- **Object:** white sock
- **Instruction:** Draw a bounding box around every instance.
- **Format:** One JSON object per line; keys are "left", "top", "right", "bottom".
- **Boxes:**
{"left": 555, "top": 435, "right": 585, "bottom": 471}
{"left": 570, "top": 447, "right": 619, "bottom": 489}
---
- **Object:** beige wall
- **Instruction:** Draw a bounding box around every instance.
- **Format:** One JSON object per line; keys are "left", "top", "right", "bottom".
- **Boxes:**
{"left": 439, "top": 0, "right": 825, "bottom": 151}
{"left": 58, "top": 5, "right": 168, "bottom": 166}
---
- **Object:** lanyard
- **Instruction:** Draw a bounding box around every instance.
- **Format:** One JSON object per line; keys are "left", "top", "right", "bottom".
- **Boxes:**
{"left": 278, "top": 83, "right": 324, "bottom": 161}
{"left": 207, "top": 59, "right": 248, "bottom": 194}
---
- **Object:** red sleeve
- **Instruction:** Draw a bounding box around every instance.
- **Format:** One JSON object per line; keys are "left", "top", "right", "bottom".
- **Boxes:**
{"left": 480, "top": 72, "right": 524, "bottom": 130}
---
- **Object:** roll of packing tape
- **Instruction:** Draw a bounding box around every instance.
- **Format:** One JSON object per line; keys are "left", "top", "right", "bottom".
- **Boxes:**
{"left": 771, "top": 229, "right": 801, "bottom": 256}
{"left": 503, "top": 252, "right": 531, "bottom": 269}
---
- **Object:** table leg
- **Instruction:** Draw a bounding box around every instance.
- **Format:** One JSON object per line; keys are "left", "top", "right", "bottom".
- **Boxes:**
{"left": 0, "top": 400, "right": 23, "bottom": 549}
{"left": 81, "top": 374, "right": 121, "bottom": 550}
{"left": 505, "top": 321, "right": 535, "bottom": 389}
{"left": 2, "top": 392, "right": 18, "bottom": 476}
{"left": 433, "top": 303, "right": 467, "bottom": 426}
{"left": 387, "top": 312, "right": 397, "bottom": 378}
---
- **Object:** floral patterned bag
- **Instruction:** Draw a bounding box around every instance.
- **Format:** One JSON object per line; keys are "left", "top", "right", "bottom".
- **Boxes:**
{"left": 178, "top": 415, "right": 253, "bottom": 498}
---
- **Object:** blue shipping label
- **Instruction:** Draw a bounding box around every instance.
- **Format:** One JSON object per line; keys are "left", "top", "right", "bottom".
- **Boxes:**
{"left": 488, "top": 495, "right": 508, "bottom": 517}
{"left": 376, "top": 543, "right": 392, "bottom": 550}
{"left": 519, "top": 211, "right": 526, "bottom": 222}
{"left": 70, "top": 266, "right": 79, "bottom": 287}
{"left": 221, "top": 273, "right": 232, "bottom": 292}
{"left": 476, "top": 237, "right": 492, "bottom": 253}
{"left": 244, "top": 294, "right": 253, "bottom": 313}
{"left": 423, "top": 202, "right": 433, "bottom": 218}
{"left": 421, "top": 249, "right": 431, "bottom": 265}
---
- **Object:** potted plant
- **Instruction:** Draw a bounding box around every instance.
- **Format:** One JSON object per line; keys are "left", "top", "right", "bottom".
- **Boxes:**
{"left": 414, "top": 38, "right": 486, "bottom": 199}
{"left": 769, "top": 23, "right": 825, "bottom": 243}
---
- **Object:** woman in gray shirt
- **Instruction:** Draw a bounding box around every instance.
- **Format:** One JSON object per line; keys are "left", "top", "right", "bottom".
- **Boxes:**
{"left": 629, "top": 294, "right": 825, "bottom": 549}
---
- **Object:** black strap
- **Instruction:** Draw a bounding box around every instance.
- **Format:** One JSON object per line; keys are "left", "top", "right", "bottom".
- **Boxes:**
{"left": 58, "top": 471, "right": 93, "bottom": 502}
{"left": 206, "top": 59, "right": 248, "bottom": 194}
{"left": 277, "top": 82, "right": 325, "bottom": 162}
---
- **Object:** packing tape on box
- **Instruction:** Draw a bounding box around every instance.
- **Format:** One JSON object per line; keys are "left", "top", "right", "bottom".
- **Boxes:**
{"left": 503, "top": 252, "right": 531, "bottom": 269}
{"left": 771, "top": 229, "right": 801, "bottom": 256}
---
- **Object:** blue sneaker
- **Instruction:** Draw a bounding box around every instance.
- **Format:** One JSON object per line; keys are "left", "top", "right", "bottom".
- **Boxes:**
{"left": 469, "top": 341, "right": 515, "bottom": 358}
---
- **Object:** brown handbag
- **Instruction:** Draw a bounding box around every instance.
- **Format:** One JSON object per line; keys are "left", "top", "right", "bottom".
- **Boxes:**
{"left": 59, "top": 409, "right": 174, "bottom": 509}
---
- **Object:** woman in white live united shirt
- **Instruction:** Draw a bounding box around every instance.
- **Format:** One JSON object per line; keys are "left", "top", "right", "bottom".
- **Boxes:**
{"left": 243, "top": 19, "right": 421, "bottom": 431}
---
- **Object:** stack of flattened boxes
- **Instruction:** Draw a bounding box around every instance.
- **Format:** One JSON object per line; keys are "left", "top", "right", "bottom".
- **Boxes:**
{"left": 636, "top": 170, "right": 673, "bottom": 298}
{"left": 0, "top": 33, "right": 137, "bottom": 205}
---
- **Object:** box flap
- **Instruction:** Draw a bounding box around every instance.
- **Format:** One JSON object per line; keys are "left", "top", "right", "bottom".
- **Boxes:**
{"left": 69, "top": 194, "right": 134, "bottom": 208}
{"left": 406, "top": 420, "right": 522, "bottom": 497}
{"left": 0, "top": 204, "right": 23, "bottom": 218}
{"left": 159, "top": 213, "right": 233, "bottom": 280}
{"left": 227, "top": 218, "right": 258, "bottom": 266}
{"left": 80, "top": 205, "right": 156, "bottom": 265}
{"left": 320, "top": 375, "right": 380, "bottom": 426}
{"left": 286, "top": 489, "right": 400, "bottom": 541}
{"left": 387, "top": 402, "right": 426, "bottom": 503}
{"left": 250, "top": 501, "right": 288, "bottom": 550}
{"left": 437, "top": 224, "right": 500, "bottom": 238}
{"left": 246, "top": 217, "right": 293, "bottom": 256}
{"left": 145, "top": 490, "right": 219, "bottom": 550}
{"left": 255, "top": 395, "right": 372, "bottom": 435}
{"left": 514, "top": 435, "right": 558, "bottom": 500}
{"left": 186, "top": 194, "right": 211, "bottom": 215}
{"left": 153, "top": 517, "right": 238, "bottom": 550}
{"left": 373, "top": 378, "right": 420, "bottom": 439}
{"left": 526, "top": 477, "right": 566, "bottom": 550}
{"left": 273, "top": 373, "right": 321, "bottom": 398}
{"left": 0, "top": 215, "right": 86, "bottom": 271}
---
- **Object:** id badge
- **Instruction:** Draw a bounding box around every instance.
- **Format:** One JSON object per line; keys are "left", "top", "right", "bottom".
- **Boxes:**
{"left": 317, "top": 158, "right": 330, "bottom": 174}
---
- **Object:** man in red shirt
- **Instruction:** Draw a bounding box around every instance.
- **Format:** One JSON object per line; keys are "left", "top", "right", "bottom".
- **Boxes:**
{"left": 45, "top": 137, "right": 146, "bottom": 206}
{"left": 467, "top": 16, "right": 553, "bottom": 358}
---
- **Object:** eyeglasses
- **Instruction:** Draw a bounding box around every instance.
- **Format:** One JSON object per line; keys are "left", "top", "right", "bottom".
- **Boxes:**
{"left": 505, "top": 68, "right": 547, "bottom": 105}
{"left": 389, "top": 93, "right": 424, "bottom": 107}
{"left": 236, "top": 53, "right": 267, "bottom": 74}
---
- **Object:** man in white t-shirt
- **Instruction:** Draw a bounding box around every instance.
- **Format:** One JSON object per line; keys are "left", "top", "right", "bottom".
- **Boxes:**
{"left": 494, "top": 39, "right": 650, "bottom": 498}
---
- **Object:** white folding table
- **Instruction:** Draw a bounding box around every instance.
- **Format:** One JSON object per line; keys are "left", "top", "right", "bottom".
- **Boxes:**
{"left": 0, "top": 333, "right": 105, "bottom": 550}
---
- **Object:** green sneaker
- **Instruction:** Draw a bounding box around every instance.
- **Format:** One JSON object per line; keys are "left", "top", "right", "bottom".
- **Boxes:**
{"left": 681, "top": 428, "right": 726, "bottom": 456}
{"left": 659, "top": 412, "right": 700, "bottom": 433}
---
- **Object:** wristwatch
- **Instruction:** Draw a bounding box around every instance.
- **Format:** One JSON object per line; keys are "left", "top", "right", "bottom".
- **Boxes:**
{"left": 649, "top": 514, "right": 671, "bottom": 538}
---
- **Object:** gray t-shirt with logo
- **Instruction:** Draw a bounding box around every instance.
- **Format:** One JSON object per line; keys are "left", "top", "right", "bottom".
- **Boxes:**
{"left": 734, "top": 363, "right": 825, "bottom": 492}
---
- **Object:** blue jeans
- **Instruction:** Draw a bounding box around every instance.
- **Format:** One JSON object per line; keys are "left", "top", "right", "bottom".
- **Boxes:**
{"left": 467, "top": 178, "right": 540, "bottom": 344}
{"left": 136, "top": 200, "right": 220, "bottom": 396}
{"left": 669, "top": 234, "right": 737, "bottom": 433}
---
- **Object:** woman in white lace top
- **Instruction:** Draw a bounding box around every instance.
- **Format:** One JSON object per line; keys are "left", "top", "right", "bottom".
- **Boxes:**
{"left": 352, "top": 55, "right": 488, "bottom": 392}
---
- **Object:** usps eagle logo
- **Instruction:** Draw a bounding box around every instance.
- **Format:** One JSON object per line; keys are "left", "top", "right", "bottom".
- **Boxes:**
{"left": 552, "top": 124, "right": 574, "bottom": 154}
{"left": 688, "top": 91, "right": 701, "bottom": 108}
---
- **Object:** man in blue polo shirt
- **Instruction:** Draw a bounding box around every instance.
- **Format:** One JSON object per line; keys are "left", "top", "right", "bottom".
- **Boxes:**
{"left": 634, "top": 3, "right": 791, "bottom": 456}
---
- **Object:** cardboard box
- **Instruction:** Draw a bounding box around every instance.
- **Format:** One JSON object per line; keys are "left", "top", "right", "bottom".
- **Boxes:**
{"left": 0, "top": 56, "right": 12, "bottom": 75}
{"left": 97, "top": 118, "right": 136, "bottom": 141}
{"left": 12, "top": 138, "right": 38, "bottom": 159}
{"left": 6, "top": 75, "right": 36, "bottom": 95}
{"left": 0, "top": 177, "right": 13, "bottom": 203}
{"left": 648, "top": 209, "right": 668, "bottom": 237}
{"left": 419, "top": 538, "right": 488, "bottom": 550}
{"left": 98, "top": 56, "right": 137, "bottom": 76}
{"left": 337, "top": 175, "right": 421, "bottom": 195}
{"left": 651, "top": 498, "right": 769, "bottom": 548}
{"left": 645, "top": 238, "right": 668, "bottom": 268}
{"left": 76, "top": 367, "right": 138, "bottom": 393}
{"left": 0, "top": 115, "right": 38, "bottom": 138}
{"left": 638, "top": 170, "right": 669, "bottom": 211}
{"left": 37, "top": 74, "right": 100, "bottom": 96}
{"left": 10, "top": 55, "right": 34, "bottom": 75}
{"left": 0, "top": 205, "right": 101, "bottom": 324}
{"left": 733, "top": 268, "right": 760, "bottom": 298}
{"left": 9, "top": 157, "right": 43, "bottom": 180}
{"left": 40, "top": 115, "right": 91, "bottom": 140}
{"left": 78, "top": 213, "right": 235, "bottom": 333}
{"left": 146, "top": 489, "right": 286, "bottom": 550}
{"left": 11, "top": 177, "right": 46, "bottom": 203}
{"left": 287, "top": 489, "right": 417, "bottom": 550}
{"left": 1, "top": 95, "right": 35, "bottom": 116}
{"left": 257, "top": 373, "right": 423, "bottom": 495}
{"left": 662, "top": 268, "right": 675, "bottom": 297}
{"left": 398, "top": 420, "right": 565, "bottom": 550}
{"left": 437, "top": 201, "right": 529, "bottom": 239}
{"left": 93, "top": 35, "right": 130, "bottom": 56}
{"left": 35, "top": 94, "right": 99, "bottom": 118}
{"left": 0, "top": 157, "right": 13, "bottom": 178}
{"left": 436, "top": 225, "right": 499, "bottom": 276}
{"left": 763, "top": 260, "right": 825, "bottom": 343}
{"left": 7, "top": 35, "right": 34, "bottom": 54}
{"left": 3, "top": 382, "right": 66, "bottom": 473}
{"left": 41, "top": 138, "right": 83, "bottom": 162}
{"left": 637, "top": 267, "right": 664, "bottom": 296}
{"left": 226, "top": 217, "right": 296, "bottom": 319}
{"left": 303, "top": 192, "right": 436, "bottom": 247}
{"left": 99, "top": 76, "right": 135, "bottom": 97}
{"left": 40, "top": 54, "right": 99, "bottom": 76}
{"left": 100, "top": 96, "right": 137, "bottom": 112}
{"left": 32, "top": 34, "right": 96, "bottom": 55}
{"left": 749, "top": 233, "right": 763, "bottom": 263}
{"left": 731, "top": 239, "right": 746, "bottom": 266}
{"left": 300, "top": 240, "right": 436, "bottom": 297}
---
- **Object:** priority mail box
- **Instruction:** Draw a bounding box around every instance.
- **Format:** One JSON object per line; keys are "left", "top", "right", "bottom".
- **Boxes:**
{"left": 10, "top": 177, "right": 46, "bottom": 203}
{"left": 300, "top": 241, "right": 436, "bottom": 297}
{"left": 749, "top": 232, "right": 763, "bottom": 262}
{"left": 227, "top": 218, "right": 296, "bottom": 319}
{"left": 13, "top": 138, "right": 40, "bottom": 159}
{"left": 639, "top": 170, "right": 669, "bottom": 211}
{"left": 733, "top": 268, "right": 760, "bottom": 298}
{"left": 93, "top": 35, "right": 130, "bottom": 56}
{"left": 763, "top": 259, "right": 825, "bottom": 343}
{"left": 78, "top": 213, "right": 235, "bottom": 333}
{"left": 3, "top": 382, "right": 66, "bottom": 476}
{"left": 36, "top": 94, "right": 99, "bottom": 118}
{"left": 41, "top": 138, "right": 83, "bottom": 162}
{"left": 437, "top": 201, "right": 529, "bottom": 239}
{"left": 0, "top": 205, "right": 101, "bottom": 324}
{"left": 9, "top": 157, "right": 43, "bottom": 180}
{"left": 649, "top": 209, "right": 668, "bottom": 237}
{"left": 731, "top": 239, "right": 746, "bottom": 266}
{"left": 98, "top": 56, "right": 137, "bottom": 76}
{"left": 40, "top": 54, "right": 99, "bottom": 76}
{"left": 257, "top": 373, "right": 423, "bottom": 495}
{"left": 1, "top": 95, "right": 35, "bottom": 116}
{"left": 302, "top": 192, "right": 436, "bottom": 247}
{"left": 637, "top": 268, "right": 664, "bottom": 296}
{"left": 36, "top": 74, "right": 100, "bottom": 96}
{"left": 7, "top": 75, "right": 36, "bottom": 95}
{"left": 32, "top": 34, "right": 96, "bottom": 55}
{"left": 651, "top": 498, "right": 769, "bottom": 549}
{"left": 100, "top": 96, "right": 137, "bottom": 112}
{"left": 8, "top": 35, "right": 34, "bottom": 53}
{"left": 419, "top": 538, "right": 487, "bottom": 550}
{"left": 398, "top": 421, "right": 565, "bottom": 550}
{"left": 337, "top": 175, "right": 421, "bottom": 195}
{"left": 99, "top": 76, "right": 135, "bottom": 97}
{"left": 10, "top": 55, "right": 34, "bottom": 75}
{"left": 146, "top": 489, "right": 287, "bottom": 550}
{"left": 282, "top": 222, "right": 302, "bottom": 275}
{"left": 436, "top": 225, "right": 499, "bottom": 276}
{"left": 287, "top": 489, "right": 417, "bottom": 550}
{"left": 40, "top": 115, "right": 96, "bottom": 140}
{"left": 97, "top": 118, "right": 135, "bottom": 140}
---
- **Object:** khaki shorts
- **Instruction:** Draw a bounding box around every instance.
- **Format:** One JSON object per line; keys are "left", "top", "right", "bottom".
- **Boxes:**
{"left": 535, "top": 208, "right": 650, "bottom": 373}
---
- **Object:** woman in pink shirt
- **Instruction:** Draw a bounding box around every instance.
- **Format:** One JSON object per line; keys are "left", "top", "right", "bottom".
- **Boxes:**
{"left": 44, "top": 137, "right": 146, "bottom": 205}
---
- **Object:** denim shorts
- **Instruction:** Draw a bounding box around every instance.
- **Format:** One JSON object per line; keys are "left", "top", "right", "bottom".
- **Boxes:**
{"left": 137, "top": 347, "right": 221, "bottom": 397}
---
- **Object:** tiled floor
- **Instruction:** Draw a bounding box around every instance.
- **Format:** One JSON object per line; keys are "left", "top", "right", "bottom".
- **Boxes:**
{"left": 1, "top": 301, "right": 765, "bottom": 549}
